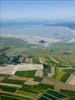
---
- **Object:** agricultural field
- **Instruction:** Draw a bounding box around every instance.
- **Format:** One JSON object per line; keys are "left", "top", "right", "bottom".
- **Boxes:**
{"left": 0, "top": 85, "right": 17, "bottom": 93}
{"left": 0, "top": 92, "right": 30, "bottom": 100}
{"left": 28, "top": 55, "right": 41, "bottom": 64}
{"left": 2, "top": 78, "right": 25, "bottom": 85}
{"left": 60, "top": 90, "right": 75, "bottom": 100}
{"left": 20, "top": 83, "right": 54, "bottom": 94}
{"left": 0, "top": 37, "right": 75, "bottom": 100}
{"left": 39, "top": 89, "right": 67, "bottom": 100}
{"left": 0, "top": 69, "right": 75, "bottom": 100}
{"left": 0, "top": 41, "right": 75, "bottom": 67}
{"left": 52, "top": 69, "right": 71, "bottom": 82}
{"left": 15, "top": 70, "right": 36, "bottom": 78}
{"left": 0, "top": 72, "right": 54, "bottom": 100}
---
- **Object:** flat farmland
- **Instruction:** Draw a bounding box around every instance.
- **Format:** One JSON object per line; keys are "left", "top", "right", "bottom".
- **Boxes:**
{"left": 0, "top": 38, "right": 75, "bottom": 100}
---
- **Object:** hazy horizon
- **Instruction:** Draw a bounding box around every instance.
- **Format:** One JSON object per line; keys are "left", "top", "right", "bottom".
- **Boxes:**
{"left": 0, "top": 0, "right": 75, "bottom": 44}
{"left": 1, "top": 0, "right": 75, "bottom": 21}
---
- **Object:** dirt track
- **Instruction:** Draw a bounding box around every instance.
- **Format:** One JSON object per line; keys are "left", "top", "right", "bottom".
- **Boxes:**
{"left": 42, "top": 77, "right": 75, "bottom": 91}
{"left": 0, "top": 63, "right": 43, "bottom": 74}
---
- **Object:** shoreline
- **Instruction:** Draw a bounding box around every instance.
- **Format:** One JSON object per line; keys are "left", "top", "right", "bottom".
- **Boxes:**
{"left": 0, "top": 33, "right": 60, "bottom": 44}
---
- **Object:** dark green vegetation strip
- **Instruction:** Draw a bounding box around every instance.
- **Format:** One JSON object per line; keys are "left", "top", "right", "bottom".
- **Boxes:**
{"left": 34, "top": 77, "right": 43, "bottom": 82}
{"left": 69, "top": 97, "right": 75, "bottom": 100}
{"left": 47, "top": 89, "right": 66, "bottom": 98}
{"left": 1, "top": 95, "right": 23, "bottom": 100}
{"left": 0, "top": 85, "right": 17, "bottom": 93}
{"left": 39, "top": 89, "right": 66, "bottom": 100}
{"left": 2, "top": 79, "right": 25, "bottom": 85}
{"left": 39, "top": 96, "right": 48, "bottom": 100}
{"left": 15, "top": 70, "right": 36, "bottom": 78}
{"left": 43, "top": 93, "right": 57, "bottom": 100}
{"left": 21, "top": 83, "right": 54, "bottom": 94}
{"left": 60, "top": 73, "right": 70, "bottom": 82}
{"left": 0, "top": 93, "right": 30, "bottom": 100}
{"left": 60, "top": 90, "right": 75, "bottom": 97}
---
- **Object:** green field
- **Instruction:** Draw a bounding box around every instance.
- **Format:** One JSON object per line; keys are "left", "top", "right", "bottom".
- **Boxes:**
{"left": 53, "top": 70, "right": 65, "bottom": 80}
{"left": 2, "top": 79, "right": 25, "bottom": 85}
{"left": 39, "top": 89, "right": 66, "bottom": 100}
{"left": 60, "top": 90, "right": 75, "bottom": 100}
{"left": 15, "top": 70, "right": 36, "bottom": 78}
{"left": 16, "top": 90, "right": 35, "bottom": 97}
{"left": 20, "top": 83, "right": 54, "bottom": 94}
{"left": 0, "top": 85, "right": 17, "bottom": 93}
{"left": 34, "top": 77, "right": 43, "bottom": 82}
{"left": 60, "top": 73, "right": 70, "bottom": 82}
{"left": 0, "top": 92, "right": 30, "bottom": 100}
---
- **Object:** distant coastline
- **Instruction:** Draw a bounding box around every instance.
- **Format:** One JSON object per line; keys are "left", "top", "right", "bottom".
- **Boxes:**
{"left": 0, "top": 21, "right": 75, "bottom": 44}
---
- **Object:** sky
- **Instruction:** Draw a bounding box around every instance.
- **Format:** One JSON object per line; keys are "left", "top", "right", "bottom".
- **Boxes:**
{"left": 0, "top": 0, "right": 75, "bottom": 21}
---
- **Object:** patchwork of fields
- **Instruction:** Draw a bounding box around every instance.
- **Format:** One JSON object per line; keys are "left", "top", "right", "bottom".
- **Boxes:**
{"left": 0, "top": 41, "right": 75, "bottom": 100}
